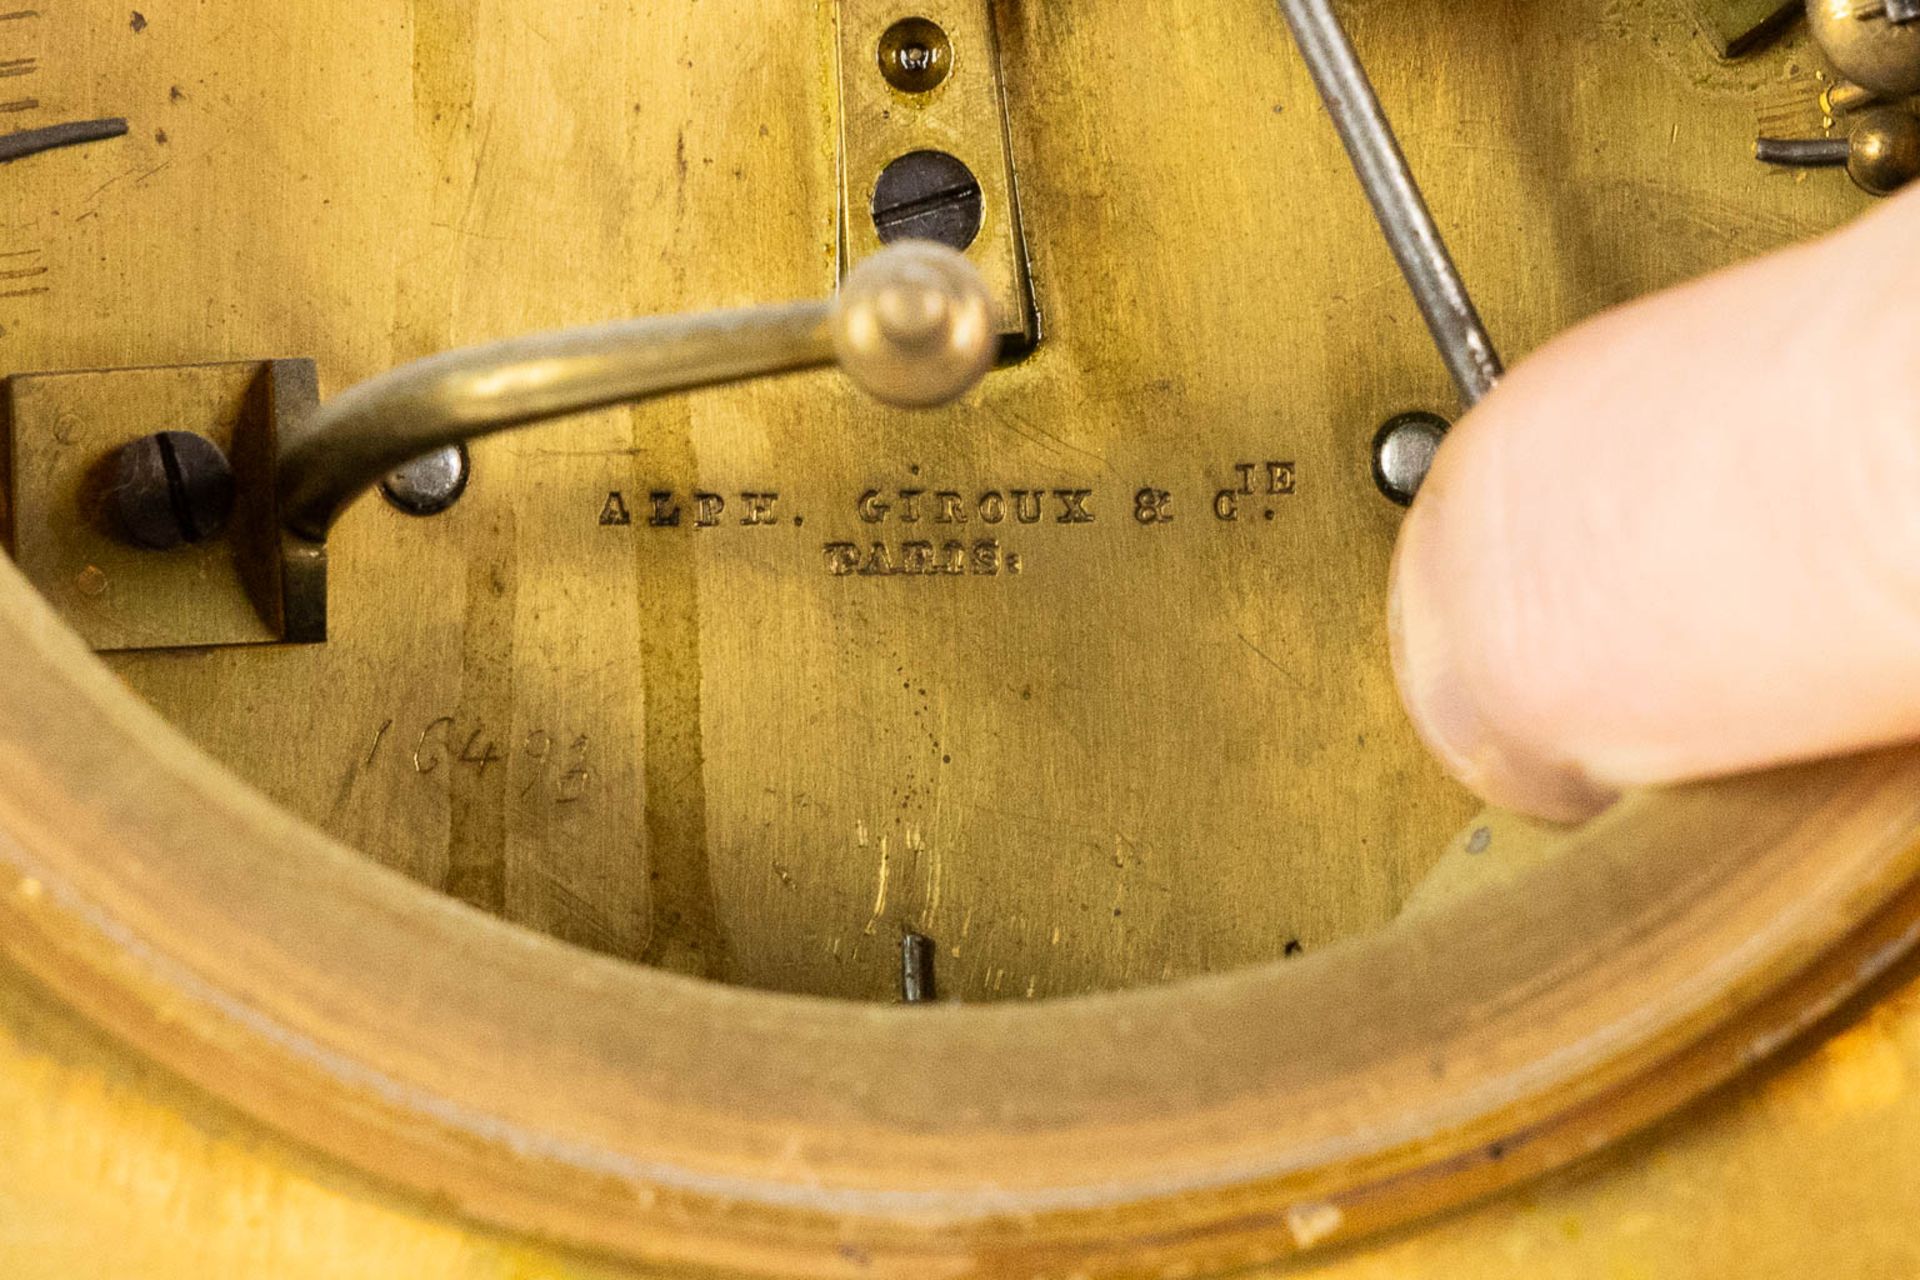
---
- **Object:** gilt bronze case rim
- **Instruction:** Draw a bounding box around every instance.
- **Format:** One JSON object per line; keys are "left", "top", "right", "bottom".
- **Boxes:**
{"left": 0, "top": 550, "right": 1917, "bottom": 1276}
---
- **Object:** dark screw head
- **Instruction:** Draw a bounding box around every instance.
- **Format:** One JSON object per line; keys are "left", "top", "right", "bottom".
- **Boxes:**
{"left": 1372, "top": 412, "right": 1451, "bottom": 507}
{"left": 871, "top": 149, "right": 984, "bottom": 251}
{"left": 877, "top": 17, "right": 953, "bottom": 94}
{"left": 110, "top": 430, "right": 236, "bottom": 550}
{"left": 380, "top": 443, "right": 470, "bottom": 517}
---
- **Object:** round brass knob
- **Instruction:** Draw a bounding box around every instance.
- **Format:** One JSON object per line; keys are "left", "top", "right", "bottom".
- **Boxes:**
{"left": 1847, "top": 105, "right": 1920, "bottom": 193}
{"left": 832, "top": 240, "right": 998, "bottom": 408}
{"left": 1808, "top": 0, "right": 1920, "bottom": 100}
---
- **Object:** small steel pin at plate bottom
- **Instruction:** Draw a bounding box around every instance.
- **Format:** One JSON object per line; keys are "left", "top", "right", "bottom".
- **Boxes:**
{"left": 900, "top": 932, "right": 937, "bottom": 1003}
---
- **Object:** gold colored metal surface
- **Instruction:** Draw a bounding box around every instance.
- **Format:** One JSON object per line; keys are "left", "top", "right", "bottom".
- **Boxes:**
{"left": 5, "top": 942, "right": 1920, "bottom": 1280}
{"left": 0, "top": 0, "right": 1868, "bottom": 1001}
{"left": 836, "top": 0, "right": 1035, "bottom": 344}
{"left": 3, "top": 360, "right": 320, "bottom": 650}
{"left": 831, "top": 239, "right": 1000, "bottom": 406}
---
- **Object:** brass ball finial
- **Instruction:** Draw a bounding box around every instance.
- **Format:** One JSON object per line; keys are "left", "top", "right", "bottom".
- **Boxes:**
{"left": 1849, "top": 106, "right": 1920, "bottom": 194}
{"left": 1808, "top": 0, "right": 1920, "bottom": 100}
{"left": 833, "top": 242, "right": 998, "bottom": 409}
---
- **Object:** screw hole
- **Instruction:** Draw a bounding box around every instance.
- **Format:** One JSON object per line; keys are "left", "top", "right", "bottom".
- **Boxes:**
{"left": 877, "top": 17, "right": 953, "bottom": 94}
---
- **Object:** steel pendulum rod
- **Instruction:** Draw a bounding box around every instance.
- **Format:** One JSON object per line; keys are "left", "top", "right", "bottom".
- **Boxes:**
{"left": 1275, "top": 0, "right": 1503, "bottom": 407}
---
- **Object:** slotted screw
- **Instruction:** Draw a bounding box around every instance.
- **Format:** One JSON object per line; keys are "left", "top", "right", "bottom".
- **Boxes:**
{"left": 871, "top": 150, "right": 984, "bottom": 251}
{"left": 109, "top": 430, "right": 236, "bottom": 550}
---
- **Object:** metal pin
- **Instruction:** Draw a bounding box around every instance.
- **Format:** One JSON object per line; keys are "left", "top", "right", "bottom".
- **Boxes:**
{"left": 1275, "top": 0, "right": 1503, "bottom": 407}
{"left": 900, "top": 932, "right": 937, "bottom": 1003}
{"left": 1757, "top": 108, "right": 1920, "bottom": 196}
{"left": 0, "top": 117, "right": 129, "bottom": 165}
{"left": 1754, "top": 136, "right": 1853, "bottom": 167}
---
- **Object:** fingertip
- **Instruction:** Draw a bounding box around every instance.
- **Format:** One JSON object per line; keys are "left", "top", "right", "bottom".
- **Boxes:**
{"left": 1387, "top": 186, "right": 1920, "bottom": 822}
{"left": 1390, "top": 467, "right": 1619, "bottom": 825}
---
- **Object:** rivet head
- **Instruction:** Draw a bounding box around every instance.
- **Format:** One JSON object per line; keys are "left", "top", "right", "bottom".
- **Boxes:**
{"left": 1372, "top": 412, "right": 1451, "bottom": 507}
{"left": 109, "top": 430, "right": 236, "bottom": 550}
{"left": 380, "top": 444, "right": 470, "bottom": 517}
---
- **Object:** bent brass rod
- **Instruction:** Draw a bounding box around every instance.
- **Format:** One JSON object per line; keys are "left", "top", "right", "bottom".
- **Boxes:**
{"left": 1275, "top": 0, "right": 1503, "bottom": 405}
{"left": 276, "top": 303, "right": 834, "bottom": 541}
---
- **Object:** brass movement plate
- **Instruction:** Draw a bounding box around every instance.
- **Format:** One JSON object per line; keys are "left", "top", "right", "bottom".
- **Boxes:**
{"left": 0, "top": 0, "right": 1862, "bottom": 1001}
{"left": 0, "top": 2, "right": 1916, "bottom": 1277}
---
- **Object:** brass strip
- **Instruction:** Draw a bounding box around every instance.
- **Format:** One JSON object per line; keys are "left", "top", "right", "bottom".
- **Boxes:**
{"left": 835, "top": 0, "right": 1036, "bottom": 346}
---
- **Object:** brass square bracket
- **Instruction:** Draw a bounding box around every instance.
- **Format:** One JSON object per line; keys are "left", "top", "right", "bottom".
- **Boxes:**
{"left": 1684, "top": 0, "right": 1800, "bottom": 57}
{"left": 2, "top": 360, "right": 327, "bottom": 652}
{"left": 835, "top": 0, "right": 1038, "bottom": 348}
